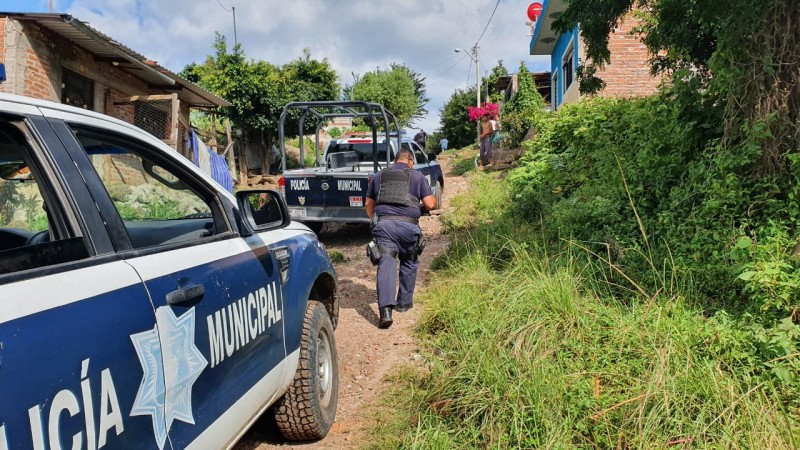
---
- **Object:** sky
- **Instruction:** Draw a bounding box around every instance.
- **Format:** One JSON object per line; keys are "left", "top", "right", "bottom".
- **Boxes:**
{"left": 4, "top": 0, "right": 549, "bottom": 132}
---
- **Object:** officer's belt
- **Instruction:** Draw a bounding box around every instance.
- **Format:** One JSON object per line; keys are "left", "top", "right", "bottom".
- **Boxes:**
{"left": 377, "top": 215, "right": 419, "bottom": 225}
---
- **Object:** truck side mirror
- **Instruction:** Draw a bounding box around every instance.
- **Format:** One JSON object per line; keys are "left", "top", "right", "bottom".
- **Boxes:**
{"left": 427, "top": 152, "right": 437, "bottom": 161}
{"left": 237, "top": 189, "right": 291, "bottom": 234}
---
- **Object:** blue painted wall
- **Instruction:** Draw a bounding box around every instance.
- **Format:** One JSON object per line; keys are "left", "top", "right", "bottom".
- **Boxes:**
{"left": 550, "top": 27, "right": 579, "bottom": 108}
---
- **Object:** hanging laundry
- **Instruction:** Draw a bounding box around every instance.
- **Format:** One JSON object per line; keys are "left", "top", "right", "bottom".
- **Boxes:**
{"left": 190, "top": 129, "right": 234, "bottom": 193}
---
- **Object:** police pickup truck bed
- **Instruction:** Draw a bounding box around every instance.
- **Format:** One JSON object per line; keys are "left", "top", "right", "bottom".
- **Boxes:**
{"left": 278, "top": 102, "right": 443, "bottom": 233}
{"left": 0, "top": 94, "right": 339, "bottom": 450}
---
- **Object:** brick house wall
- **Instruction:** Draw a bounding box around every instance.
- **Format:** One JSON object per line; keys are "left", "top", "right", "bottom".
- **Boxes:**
{"left": 593, "top": 13, "right": 662, "bottom": 98}
{"left": 1, "top": 17, "right": 193, "bottom": 156}
{"left": 0, "top": 17, "right": 5, "bottom": 66}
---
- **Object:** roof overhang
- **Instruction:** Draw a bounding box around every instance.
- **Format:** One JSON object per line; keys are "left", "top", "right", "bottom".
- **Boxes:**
{"left": 528, "top": 0, "right": 567, "bottom": 55}
{"left": 1, "top": 12, "right": 230, "bottom": 108}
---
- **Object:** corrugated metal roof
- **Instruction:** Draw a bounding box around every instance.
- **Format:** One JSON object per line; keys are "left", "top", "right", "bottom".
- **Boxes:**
{"left": 1, "top": 12, "right": 230, "bottom": 107}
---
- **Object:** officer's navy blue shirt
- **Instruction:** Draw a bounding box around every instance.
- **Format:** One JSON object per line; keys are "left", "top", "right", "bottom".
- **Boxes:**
{"left": 367, "top": 163, "right": 433, "bottom": 219}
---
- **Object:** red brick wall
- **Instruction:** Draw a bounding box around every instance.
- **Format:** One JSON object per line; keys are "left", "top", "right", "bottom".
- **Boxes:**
{"left": 594, "top": 13, "right": 662, "bottom": 98}
{"left": 0, "top": 17, "right": 6, "bottom": 65}
{"left": 23, "top": 48, "right": 53, "bottom": 100}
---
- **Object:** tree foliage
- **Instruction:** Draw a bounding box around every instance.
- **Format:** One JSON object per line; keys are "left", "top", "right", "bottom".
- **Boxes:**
{"left": 485, "top": 60, "right": 509, "bottom": 104}
{"left": 501, "top": 62, "right": 546, "bottom": 148}
{"left": 346, "top": 64, "right": 428, "bottom": 127}
{"left": 438, "top": 87, "right": 477, "bottom": 150}
{"left": 390, "top": 63, "right": 429, "bottom": 123}
{"left": 183, "top": 34, "right": 340, "bottom": 150}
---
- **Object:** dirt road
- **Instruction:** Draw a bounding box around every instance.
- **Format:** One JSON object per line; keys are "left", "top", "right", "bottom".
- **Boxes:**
{"left": 233, "top": 153, "right": 469, "bottom": 449}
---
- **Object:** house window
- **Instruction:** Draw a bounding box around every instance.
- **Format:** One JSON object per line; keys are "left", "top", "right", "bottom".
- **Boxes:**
{"left": 562, "top": 43, "right": 575, "bottom": 93}
{"left": 61, "top": 69, "right": 95, "bottom": 110}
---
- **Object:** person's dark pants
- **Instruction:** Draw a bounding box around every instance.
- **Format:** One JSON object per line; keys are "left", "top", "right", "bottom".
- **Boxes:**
{"left": 479, "top": 136, "right": 492, "bottom": 165}
{"left": 372, "top": 220, "right": 421, "bottom": 309}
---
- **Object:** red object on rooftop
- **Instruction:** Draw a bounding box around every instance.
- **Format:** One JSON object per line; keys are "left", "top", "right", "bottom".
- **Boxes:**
{"left": 527, "top": 2, "right": 543, "bottom": 21}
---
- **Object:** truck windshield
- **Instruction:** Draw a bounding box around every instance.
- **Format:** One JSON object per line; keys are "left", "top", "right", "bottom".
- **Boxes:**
{"left": 327, "top": 142, "right": 390, "bottom": 163}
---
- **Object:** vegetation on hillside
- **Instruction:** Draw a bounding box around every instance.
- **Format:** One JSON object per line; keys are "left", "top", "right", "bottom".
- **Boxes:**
{"left": 367, "top": 0, "right": 798, "bottom": 446}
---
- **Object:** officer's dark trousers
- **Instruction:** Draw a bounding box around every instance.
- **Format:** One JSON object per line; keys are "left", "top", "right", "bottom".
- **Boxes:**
{"left": 373, "top": 220, "right": 421, "bottom": 308}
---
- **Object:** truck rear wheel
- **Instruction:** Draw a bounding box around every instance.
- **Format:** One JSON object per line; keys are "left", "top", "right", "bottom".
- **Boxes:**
{"left": 273, "top": 301, "right": 338, "bottom": 441}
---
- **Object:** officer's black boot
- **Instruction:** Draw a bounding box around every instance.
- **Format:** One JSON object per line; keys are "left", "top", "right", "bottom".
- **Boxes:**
{"left": 378, "top": 306, "right": 393, "bottom": 329}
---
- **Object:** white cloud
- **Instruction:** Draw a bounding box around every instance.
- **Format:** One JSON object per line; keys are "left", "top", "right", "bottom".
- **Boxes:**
{"left": 65, "top": 0, "right": 549, "bottom": 131}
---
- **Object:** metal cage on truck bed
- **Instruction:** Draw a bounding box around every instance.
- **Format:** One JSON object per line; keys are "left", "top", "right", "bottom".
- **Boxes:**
{"left": 278, "top": 101, "right": 401, "bottom": 174}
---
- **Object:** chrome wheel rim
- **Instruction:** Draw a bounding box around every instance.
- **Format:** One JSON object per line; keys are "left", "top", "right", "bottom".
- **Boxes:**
{"left": 316, "top": 327, "right": 333, "bottom": 406}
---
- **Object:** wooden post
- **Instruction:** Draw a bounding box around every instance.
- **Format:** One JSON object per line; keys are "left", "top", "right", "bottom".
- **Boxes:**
{"left": 169, "top": 93, "right": 180, "bottom": 153}
{"left": 209, "top": 114, "right": 219, "bottom": 151}
{"left": 225, "top": 119, "right": 238, "bottom": 184}
{"left": 236, "top": 125, "right": 248, "bottom": 186}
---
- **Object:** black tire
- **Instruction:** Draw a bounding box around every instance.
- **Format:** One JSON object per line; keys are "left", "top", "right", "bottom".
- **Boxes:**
{"left": 273, "top": 301, "right": 339, "bottom": 441}
{"left": 302, "top": 221, "right": 324, "bottom": 235}
{"left": 433, "top": 180, "right": 443, "bottom": 210}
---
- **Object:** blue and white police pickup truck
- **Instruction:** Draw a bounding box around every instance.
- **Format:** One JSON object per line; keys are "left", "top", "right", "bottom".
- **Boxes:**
{"left": 277, "top": 102, "right": 444, "bottom": 234}
{"left": 0, "top": 94, "right": 339, "bottom": 449}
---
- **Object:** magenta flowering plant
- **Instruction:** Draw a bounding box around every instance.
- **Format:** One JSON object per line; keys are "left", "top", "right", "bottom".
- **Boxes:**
{"left": 467, "top": 103, "right": 499, "bottom": 122}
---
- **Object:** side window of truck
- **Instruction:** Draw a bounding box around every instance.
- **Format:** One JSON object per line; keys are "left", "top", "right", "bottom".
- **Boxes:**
{"left": 402, "top": 142, "right": 427, "bottom": 165}
{"left": 0, "top": 118, "right": 90, "bottom": 275}
{"left": 68, "top": 125, "right": 224, "bottom": 249}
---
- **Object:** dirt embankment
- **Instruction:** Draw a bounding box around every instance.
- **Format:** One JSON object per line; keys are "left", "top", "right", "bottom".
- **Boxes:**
{"left": 234, "top": 152, "right": 469, "bottom": 449}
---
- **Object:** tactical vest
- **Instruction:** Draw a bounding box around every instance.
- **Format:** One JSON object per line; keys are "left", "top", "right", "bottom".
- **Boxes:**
{"left": 376, "top": 168, "right": 419, "bottom": 208}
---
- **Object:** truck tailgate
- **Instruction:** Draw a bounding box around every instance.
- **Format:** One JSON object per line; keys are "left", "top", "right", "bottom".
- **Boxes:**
{"left": 283, "top": 172, "right": 371, "bottom": 210}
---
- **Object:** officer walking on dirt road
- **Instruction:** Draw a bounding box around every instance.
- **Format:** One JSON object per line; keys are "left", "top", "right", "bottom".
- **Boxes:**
{"left": 365, "top": 147, "right": 437, "bottom": 329}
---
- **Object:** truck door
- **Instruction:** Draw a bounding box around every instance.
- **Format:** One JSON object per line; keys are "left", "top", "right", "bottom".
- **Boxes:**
{"left": 50, "top": 118, "right": 287, "bottom": 450}
{"left": 406, "top": 142, "right": 434, "bottom": 189}
{"left": 0, "top": 111, "right": 161, "bottom": 449}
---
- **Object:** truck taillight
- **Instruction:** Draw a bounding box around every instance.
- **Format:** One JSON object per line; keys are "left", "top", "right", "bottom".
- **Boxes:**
{"left": 278, "top": 176, "right": 285, "bottom": 196}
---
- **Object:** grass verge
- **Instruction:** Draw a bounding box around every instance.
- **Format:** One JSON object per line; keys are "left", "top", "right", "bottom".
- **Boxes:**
{"left": 363, "top": 171, "right": 799, "bottom": 449}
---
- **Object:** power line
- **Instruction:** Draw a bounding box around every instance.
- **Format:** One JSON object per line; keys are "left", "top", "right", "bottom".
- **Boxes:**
{"left": 466, "top": 62, "right": 472, "bottom": 89}
{"left": 429, "top": 54, "right": 468, "bottom": 81}
{"left": 215, "top": 0, "right": 232, "bottom": 12}
{"left": 494, "top": 0, "right": 524, "bottom": 39}
{"left": 475, "top": 0, "right": 501, "bottom": 45}
{"left": 418, "top": 52, "right": 462, "bottom": 73}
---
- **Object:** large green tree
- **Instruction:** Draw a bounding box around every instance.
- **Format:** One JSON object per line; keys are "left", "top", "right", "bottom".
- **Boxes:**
{"left": 346, "top": 64, "right": 428, "bottom": 127}
{"left": 183, "top": 34, "right": 340, "bottom": 173}
{"left": 438, "top": 87, "right": 477, "bottom": 150}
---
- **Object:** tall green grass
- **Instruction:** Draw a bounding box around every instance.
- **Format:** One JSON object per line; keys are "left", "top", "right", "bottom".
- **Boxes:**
{"left": 365, "top": 171, "right": 799, "bottom": 449}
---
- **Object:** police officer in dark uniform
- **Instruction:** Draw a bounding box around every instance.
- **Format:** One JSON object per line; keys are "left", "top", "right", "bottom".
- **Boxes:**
{"left": 365, "top": 147, "right": 437, "bottom": 328}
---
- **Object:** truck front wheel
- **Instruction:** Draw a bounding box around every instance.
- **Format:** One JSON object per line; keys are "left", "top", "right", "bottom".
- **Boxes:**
{"left": 273, "top": 300, "right": 339, "bottom": 440}
{"left": 302, "top": 222, "right": 324, "bottom": 235}
{"left": 433, "top": 180, "right": 443, "bottom": 210}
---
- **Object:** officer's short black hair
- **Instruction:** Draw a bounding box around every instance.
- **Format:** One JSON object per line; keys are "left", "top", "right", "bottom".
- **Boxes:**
{"left": 395, "top": 148, "right": 414, "bottom": 162}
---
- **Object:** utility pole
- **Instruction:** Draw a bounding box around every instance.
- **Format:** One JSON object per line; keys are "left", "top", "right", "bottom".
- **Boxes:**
{"left": 455, "top": 45, "right": 482, "bottom": 142}
{"left": 232, "top": 6, "right": 238, "bottom": 48}
{"left": 49, "top": 0, "right": 53, "bottom": 12}
{"left": 474, "top": 45, "right": 481, "bottom": 143}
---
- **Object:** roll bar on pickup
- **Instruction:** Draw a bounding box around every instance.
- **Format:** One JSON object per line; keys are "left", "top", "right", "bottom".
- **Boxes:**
{"left": 278, "top": 101, "right": 402, "bottom": 174}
